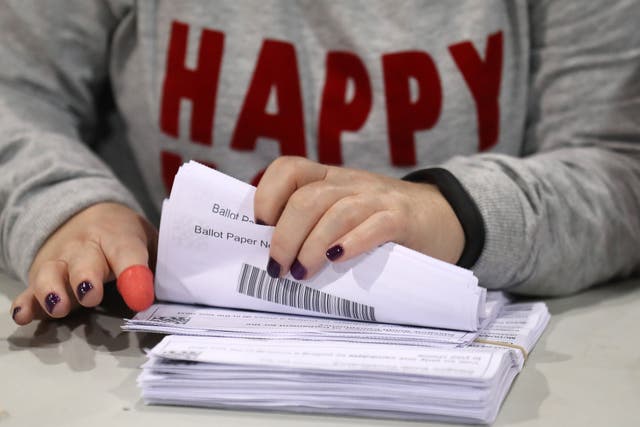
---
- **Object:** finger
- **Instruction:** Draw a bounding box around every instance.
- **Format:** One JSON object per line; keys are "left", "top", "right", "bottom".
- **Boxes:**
{"left": 254, "top": 156, "right": 328, "bottom": 225}
{"left": 116, "top": 265, "right": 154, "bottom": 312}
{"left": 292, "top": 194, "right": 381, "bottom": 279}
{"left": 66, "top": 240, "right": 110, "bottom": 308}
{"left": 101, "top": 233, "right": 150, "bottom": 277}
{"left": 268, "top": 181, "right": 351, "bottom": 277}
{"left": 101, "top": 233, "right": 154, "bottom": 312}
{"left": 326, "top": 210, "right": 403, "bottom": 264}
{"left": 10, "top": 288, "right": 46, "bottom": 325}
{"left": 31, "top": 259, "right": 74, "bottom": 318}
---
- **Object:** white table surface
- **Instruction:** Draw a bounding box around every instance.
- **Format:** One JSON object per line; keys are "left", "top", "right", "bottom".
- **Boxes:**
{"left": 1, "top": 272, "right": 639, "bottom": 427}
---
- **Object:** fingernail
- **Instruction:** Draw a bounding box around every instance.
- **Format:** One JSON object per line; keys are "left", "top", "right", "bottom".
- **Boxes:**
{"left": 255, "top": 218, "right": 266, "bottom": 225}
{"left": 267, "top": 257, "right": 281, "bottom": 278}
{"left": 12, "top": 307, "right": 21, "bottom": 320}
{"left": 326, "top": 245, "right": 344, "bottom": 261}
{"left": 77, "top": 281, "right": 94, "bottom": 301}
{"left": 44, "top": 292, "right": 61, "bottom": 314}
{"left": 290, "top": 259, "right": 307, "bottom": 281}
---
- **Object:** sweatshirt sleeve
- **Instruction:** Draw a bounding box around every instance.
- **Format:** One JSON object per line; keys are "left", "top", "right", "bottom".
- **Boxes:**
{"left": 427, "top": 0, "right": 640, "bottom": 296}
{"left": 0, "top": 0, "right": 142, "bottom": 283}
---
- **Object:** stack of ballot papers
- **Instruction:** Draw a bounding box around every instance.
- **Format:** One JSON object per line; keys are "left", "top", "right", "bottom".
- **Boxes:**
{"left": 155, "top": 161, "right": 486, "bottom": 331}
{"left": 133, "top": 301, "right": 550, "bottom": 424}
{"left": 132, "top": 161, "right": 551, "bottom": 423}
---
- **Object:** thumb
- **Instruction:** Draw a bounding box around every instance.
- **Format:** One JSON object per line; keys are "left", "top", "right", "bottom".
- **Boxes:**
{"left": 117, "top": 265, "right": 154, "bottom": 312}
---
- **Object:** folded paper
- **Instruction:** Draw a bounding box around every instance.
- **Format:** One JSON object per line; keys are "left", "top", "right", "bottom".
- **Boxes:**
{"left": 155, "top": 161, "right": 486, "bottom": 331}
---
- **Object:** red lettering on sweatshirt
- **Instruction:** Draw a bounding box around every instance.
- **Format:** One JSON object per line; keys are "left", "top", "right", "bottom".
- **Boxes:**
{"left": 160, "top": 21, "right": 224, "bottom": 146}
{"left": 230, "top": 40, "right": 306, "bottom": 156}
{"left": 159, "top": 21, "right": 506, "bottom": 187}
{"left": 449, "top": 31, "right": 503, "bottom": 151}
{"left": 160, "top": 150, "right": 183, "bottom": 191}
{"left": 382, "top": 52, "right": 442, "bottom": 166}
{"left": 318, "top": 52, "right": 372, "bottom": 165}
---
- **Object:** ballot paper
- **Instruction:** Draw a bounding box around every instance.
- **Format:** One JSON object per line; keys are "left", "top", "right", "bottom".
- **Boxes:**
{"left": 136, "top": 301, "right": 550, "bottom": 424}
{"left": 123, "top": 291, "right": 508, "bottom": 348}
{"left": 124, "top": 304, "right": 478, "bottom": 347}
{"left": 155, "top": 161, "right": 486, "bottom": 331}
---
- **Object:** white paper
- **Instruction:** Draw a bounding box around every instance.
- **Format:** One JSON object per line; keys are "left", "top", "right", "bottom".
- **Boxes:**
{"left": 148, "top": 335, "right": 506, "bottom": 380}
{"left": 124, "top": 302, "right": 490, "bottom": 347}
{"left": 135, "top": 299, "right": 550, "bottom": 424}
{"left": 472, "top": 302, "right": 550, "bottom": 367}
{"left": 154, "top": 161, "right": 485, "bottom": 331}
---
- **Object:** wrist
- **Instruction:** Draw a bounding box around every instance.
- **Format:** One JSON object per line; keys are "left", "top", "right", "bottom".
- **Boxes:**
{"left": 403, "top": 168, "right": 485, "bottom": 268}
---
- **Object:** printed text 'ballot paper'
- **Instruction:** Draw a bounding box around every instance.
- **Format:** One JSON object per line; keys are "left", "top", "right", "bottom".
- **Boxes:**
{"left": 155, "top": 161, "right": 486, "bottom": 331}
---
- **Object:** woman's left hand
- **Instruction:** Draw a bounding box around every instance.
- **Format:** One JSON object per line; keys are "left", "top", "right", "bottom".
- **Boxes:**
{"left": 254, "top": 156, "right": 466, "bottom": 280}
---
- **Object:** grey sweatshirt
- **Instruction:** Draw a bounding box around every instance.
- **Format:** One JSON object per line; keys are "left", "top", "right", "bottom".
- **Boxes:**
{"left": 0, "top": 0, "right": 639, "bottom": 296}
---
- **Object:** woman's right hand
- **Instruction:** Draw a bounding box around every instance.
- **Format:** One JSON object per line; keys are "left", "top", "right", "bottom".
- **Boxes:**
{"left": 10, "top": 202, "right": 158, "bottom": 325}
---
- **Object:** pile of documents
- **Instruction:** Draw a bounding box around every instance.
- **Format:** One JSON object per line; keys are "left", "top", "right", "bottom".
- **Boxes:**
{"left": 130, "top": 300, "right": 549, "bottom": 424}
{"left": 128, "top": 162, "right": 551, "bottom": 424}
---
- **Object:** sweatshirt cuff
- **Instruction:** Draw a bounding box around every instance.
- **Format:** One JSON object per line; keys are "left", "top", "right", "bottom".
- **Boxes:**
{"left": 7, "top": 176, "right": 142, "bottom": 284}
{"left": 403, "top": 167, "right": 485, "bottom": 269}
{"left": 433, "top": 155, "right": 534, "bottom": 291}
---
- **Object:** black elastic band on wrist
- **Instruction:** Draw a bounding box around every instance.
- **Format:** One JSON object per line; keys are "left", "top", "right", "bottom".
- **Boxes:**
{"left": 403, "top": 167, "right": 485, "bottom": 269}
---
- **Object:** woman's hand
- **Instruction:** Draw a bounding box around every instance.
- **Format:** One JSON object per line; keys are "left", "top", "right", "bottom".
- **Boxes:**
{"left": 254, "top": 156, "right": 465, "bottom": 280}
{"left": 10, "top": 202, "right": 157, "bottom": 325}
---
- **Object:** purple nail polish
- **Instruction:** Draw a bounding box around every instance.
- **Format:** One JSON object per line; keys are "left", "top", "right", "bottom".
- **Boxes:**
{"left": 255, "top": 218, "right": 266, "bottom": 225}
{"left": 77, "top": 281, "right": 94, "bottom": 301}
{"left": 326, "top": 245, "right": 344, "bottom": 261}
{"left": 267, "top": 257, "right": 281, "bottom": 278}
{"left": 290, "top": 259, "right": 307, "bottom": 281}
{"left": 44, "top": 292, "right": 61, "bottom": 314}
{"left": 12, "top": 307, "right": 21, "bottom": 320}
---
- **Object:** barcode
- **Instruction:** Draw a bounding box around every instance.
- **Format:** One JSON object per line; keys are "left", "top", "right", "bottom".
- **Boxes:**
{"left": 149, "top": 315, "right": 191, "bottom": 325}
{"left": 237, "top": 263, "right": 376, "bottom": 322}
